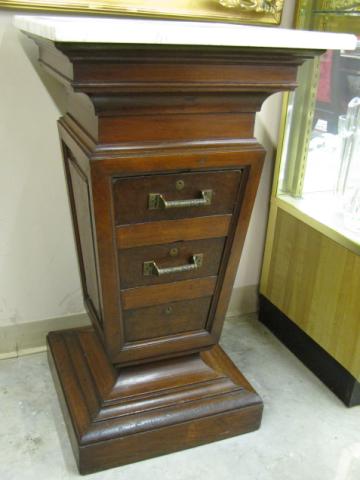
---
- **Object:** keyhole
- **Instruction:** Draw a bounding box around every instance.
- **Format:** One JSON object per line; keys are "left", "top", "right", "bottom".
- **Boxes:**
{"left": 176, "top": 179, "right": 185, "bottom": 191}
{"left": 165, "top": 306, "right": 173, "bottom": 315}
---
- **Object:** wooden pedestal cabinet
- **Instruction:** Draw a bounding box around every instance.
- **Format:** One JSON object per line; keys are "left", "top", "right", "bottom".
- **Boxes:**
{"left": 28, "top": 35, "right": 319, "bottom": 474}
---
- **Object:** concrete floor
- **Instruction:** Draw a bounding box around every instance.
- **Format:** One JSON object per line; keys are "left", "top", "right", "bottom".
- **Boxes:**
{"left": 1, "top": 314, "right": 359, "bottom": 480}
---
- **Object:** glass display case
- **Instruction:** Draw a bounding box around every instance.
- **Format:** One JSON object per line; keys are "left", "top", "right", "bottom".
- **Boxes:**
{"left": 259, "top": 0, "right": 360, "bottom": 408}
{"left": 278, "top": 43, "right": 360, "bottom": 242}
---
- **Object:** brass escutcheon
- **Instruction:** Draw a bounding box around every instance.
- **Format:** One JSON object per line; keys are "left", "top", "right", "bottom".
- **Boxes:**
{"left": 169, "top": 247, "right": 179, "bottom": 257}
{"left": 165, "top": 306, "right": 173, "bottom": 315}
{"left": 176, "top": 179, "right": 185, "bottom": 190}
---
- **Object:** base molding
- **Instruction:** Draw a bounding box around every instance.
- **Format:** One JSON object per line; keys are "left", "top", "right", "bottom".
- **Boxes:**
{"left": 48, "top": 327, "right": 263, "bottom": 474}
{"left": 0, "top": 295, "right": 254, "bottom": 361}
{"left": 259, "top": 295, "right": 360, "bottom": 407}
{"left": 226, "top": 284, "right": 259, "bottom": 318}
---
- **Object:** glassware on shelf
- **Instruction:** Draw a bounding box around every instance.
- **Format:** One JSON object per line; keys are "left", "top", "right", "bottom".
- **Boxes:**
{"left": 336, "top": 97, "right": 360, "bottom": 232}
{"left": 343, "top": 187, "right": 360, "bottom": 233}
{"left": 336, "top": 97, "right": 360, "bottom": 196}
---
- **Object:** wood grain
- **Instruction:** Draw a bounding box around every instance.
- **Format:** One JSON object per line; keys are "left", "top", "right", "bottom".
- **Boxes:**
{"left": 100, "top": 113, "right": 254, "bottom": 143}
{"left": 262, "top": 209, "right": 360, "bottom": 379}
{"left": 37, "top": 34, "right": 319, "bottom": 473}
{"left": 121, "top": 277, "right": 217, "bottom": 310}
{"left": 47, "top": 327, "right": 263, "bottom": 474}
{"left": 124, "top": 297, "right": 212, "bottom": 342}
{"left": 67, "top": 154, "right": 101, "bottom": 319}
{"left": 116, "top": 215, "right": 231, "bottom": 249}
{"left": 53, "top": 39, "right": 307, "bottom": 365}
{"left": 118, "top": 237, "right": 225, "bottom": 289}
{"left": 113, "top": 169, "right": 242, "bottom": 225}
{"left": 75, "top": 60, "right": 298, "bottom": 91}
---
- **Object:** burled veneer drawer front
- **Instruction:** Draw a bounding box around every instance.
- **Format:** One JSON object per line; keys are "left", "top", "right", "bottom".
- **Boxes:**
{"left": 118, "top": 237, "right": 225, "bottom": 289}
{"left": 113, "top": 170, "right": 242, "bottom": 225}
{"left": 124, "top": 297, "right": 212, "bottom": 342}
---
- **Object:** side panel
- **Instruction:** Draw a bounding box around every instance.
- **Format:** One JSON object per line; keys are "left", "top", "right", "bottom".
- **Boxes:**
{"left": 62, "top": 144, "right": 103, "bottom": 328}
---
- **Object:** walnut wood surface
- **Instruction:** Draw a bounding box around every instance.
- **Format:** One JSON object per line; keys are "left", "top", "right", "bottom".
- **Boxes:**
{"left": 119, "top": 237, "right": 226, "bottom": 289}
{"left": 32, "top": 36, "right": 322, "bottom": 473}
{"left": 113, "top": 170, "right": 242, "bottom": 225}
{"left": 121, "top": 277, "right": 217, "bottom": 310}
{"left": 100, "top": 113, "right": 254, "bottom": 143}
{"left": 66, "top": 150, "right": 102, "bottom": 323}
{"left": 48, "top": 327, "right": 263, "bottom": 474}
{"left": 124, "top": 296, "right": 212, "bottom": 342}
{"left": 116, "top": 215, "right": 231, "bottom": 249}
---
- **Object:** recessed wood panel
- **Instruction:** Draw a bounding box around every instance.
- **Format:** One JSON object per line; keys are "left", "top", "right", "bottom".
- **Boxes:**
{"left": 124, "top": 297, "right": 212, "bottom": 342}
{"left": 67, "top": 154, "right": 102, "bottom": 322}
{"left": 119, "top": 237, "right": 225, "bottom": 289}
{"left": 113, "top": 169, "right": 242, "bottom": 225}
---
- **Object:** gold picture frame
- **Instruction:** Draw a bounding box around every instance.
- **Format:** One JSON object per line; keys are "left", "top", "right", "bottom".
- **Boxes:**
{"left": 0, "top": 1, "right": 284, "bottom": 25}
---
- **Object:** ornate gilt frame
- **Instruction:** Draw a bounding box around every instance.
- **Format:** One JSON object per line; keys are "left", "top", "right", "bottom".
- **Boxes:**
{"left": 0, "top": 1, "right": 284, "bottom": 25}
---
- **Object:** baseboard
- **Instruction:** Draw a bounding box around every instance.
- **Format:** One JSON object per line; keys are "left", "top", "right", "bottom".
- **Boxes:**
{"left": 259, "top": 294, "right": 360, "bottom": 407}
{"left": 226, "top": 285, "right": 259, "bottom": 318}
{"left": 0, "top": 287, "right": 259, "bottom": 361}
{"left": 0, "top": 312, "right": 90, "bottom": 360}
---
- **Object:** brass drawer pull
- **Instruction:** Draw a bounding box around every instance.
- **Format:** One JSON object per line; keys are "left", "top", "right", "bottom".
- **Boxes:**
{"left": 148, "top": 190, "right": 212, "bottom": 210}
{"left": 143, "top": 254, "right": 203, "bottom": 276}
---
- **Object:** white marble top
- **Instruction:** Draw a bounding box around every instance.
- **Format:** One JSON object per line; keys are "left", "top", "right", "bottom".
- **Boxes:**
{"left": 14, "top": 15, "right": 357, "bottom": 51}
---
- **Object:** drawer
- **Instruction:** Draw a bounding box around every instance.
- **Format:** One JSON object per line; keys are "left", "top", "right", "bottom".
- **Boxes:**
{"left": 119, "top": 238, "right": 225, "bottom": 289}
{"left": 124, "top": 297, "right": 212, "bottom": 342}
{"left": 113, "top": 170, "right": 242, "bottom": 225}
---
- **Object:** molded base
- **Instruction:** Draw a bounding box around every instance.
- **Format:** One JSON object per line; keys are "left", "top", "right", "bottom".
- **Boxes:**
{"left": 47, "top": 327, "right": 263, "bottom": 474}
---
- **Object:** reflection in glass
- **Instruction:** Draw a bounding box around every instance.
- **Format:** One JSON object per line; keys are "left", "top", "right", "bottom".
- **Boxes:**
{"left": 336, "top": 98, "right": 360, "bottom": 197}
{"left": 278, "top": 43, "right": 360, "bottom": 238}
